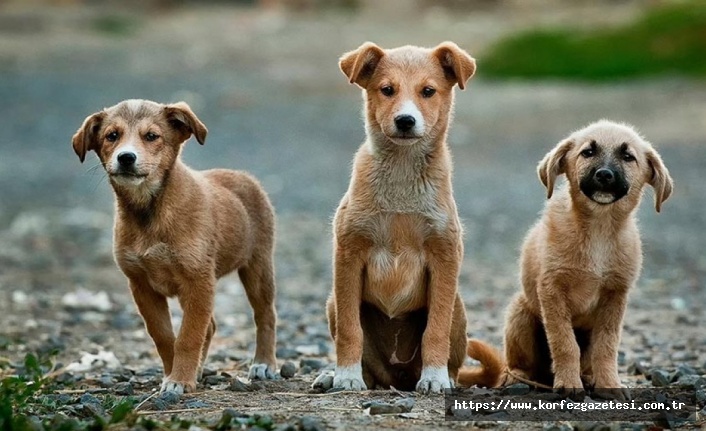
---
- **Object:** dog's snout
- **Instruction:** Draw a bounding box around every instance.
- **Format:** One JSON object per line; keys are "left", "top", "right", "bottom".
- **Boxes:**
{"left": 594, "top": 168, "right": 615, "bottom": 185}
{"left": 394, "top": 115, "right": 416, "bottom": 132}
{"left": 117, "top": 152, "right": 137, "bottom": 167}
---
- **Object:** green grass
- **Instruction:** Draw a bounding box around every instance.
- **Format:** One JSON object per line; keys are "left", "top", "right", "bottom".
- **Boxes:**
{"left": 481, "top": 2, "right": 706, "bottom": 80}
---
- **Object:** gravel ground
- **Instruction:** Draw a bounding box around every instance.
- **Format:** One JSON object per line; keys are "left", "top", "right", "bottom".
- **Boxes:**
{"left": 0, "top": 3, "right": 704, "bottom": 430}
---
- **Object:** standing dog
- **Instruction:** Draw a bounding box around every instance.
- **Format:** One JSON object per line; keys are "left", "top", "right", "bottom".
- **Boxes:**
{"left": 72, "top": 99, "right": 278, "bottom": 393}
{"left": 460, "top": 121, "right": 673, "bottom": 399}
{"left": 316, "top": 42, "right": 476, "bottom": 393}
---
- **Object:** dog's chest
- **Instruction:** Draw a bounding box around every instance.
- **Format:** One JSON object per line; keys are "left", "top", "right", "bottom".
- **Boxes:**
{"left": 361, "top": 214, "right": 430, "bottom": 317}
{"left": 116, "top": 241, "right": 181, "bottom": 297}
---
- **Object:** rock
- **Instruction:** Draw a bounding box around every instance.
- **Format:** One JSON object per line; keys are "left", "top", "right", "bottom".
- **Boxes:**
{"left": 617, "top": 351, "right": 626, "bottom": 366}
{"left": 204, "top": 375, "right": 228, "bottom": 385}
{"left": 276, "top": 347, "right": 299, "bottom": 360}
{"left": 99, "top": 375, "right": 114, "bottom": 388}
{"left": 676, "top": 374, "right": 706, "bottom": 389}
{"left": 280, "top": 361, "right": 296, "bottom": 379}
{"left": 543, "top": 423, "right": 572, "bottom": 431}
{"left": 366, "top": 398, "right": 415, "bottom": 415}
{"left": 312, "top": 371, "right": 334, "bottom": 391}
{"left": 61, "top": 289, "right": 112, "bottom": 312}
{"left": 185, "top": 399, "right": 211, "bottom": 409}
{"left": 696, "top": 389, "right": 706, "bottom": 403}
{"left": 299, "top": 365, "right": 312, "bottom": 375}
{"left": 671, "top": 364, "right": 698, "bottom": 381}
{"left": 153, "top": 390, "right": 180, "bottom": 410}
{"left": 299, "top": 358, "right": 325, "bottom": 371}
{"left": 297, "top": 416, "right": 325, "bottom": 431}
{"left": 201, "top": 367, "right": 217, "bottom": 377}
{"left": 114, "top": 382, "right": 134, "bottom": 395}
{"left": 672, "top": 351, "right": 698, "bottom": 361}
{"left": 650, "top": 369, "right": 671, "bottom": 387}
{"left": 501, "top": 383, "right": 530, "bottom": 395}
{"left": 627, "top": 361, "right": 649, "bottom": 376}
{"left": 229, "top": 378, "right": 251, "bottom": 392}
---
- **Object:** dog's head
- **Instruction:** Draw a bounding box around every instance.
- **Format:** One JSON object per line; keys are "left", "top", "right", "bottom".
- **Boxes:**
{"left": 339, "top": 42, "right": 475, "bottom": 146}
{"left": 538, "top": 120, "right": 673, "bottom": 212}
{"left": 72, "top": 99, "right": 207, "bottom": 189}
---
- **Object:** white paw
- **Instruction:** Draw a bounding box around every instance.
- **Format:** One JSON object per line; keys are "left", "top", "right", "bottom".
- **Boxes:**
{"left": 160, "top": 379, "right": 185, "bottom": 395}
{"left": 416, "top": 366, "right": 451, "bottom": 394}
{"left": 333, "top": 364, "right": 367, "bottom": 391}
{"left": 248, "top": 363, "right": 276, "bottom": 380}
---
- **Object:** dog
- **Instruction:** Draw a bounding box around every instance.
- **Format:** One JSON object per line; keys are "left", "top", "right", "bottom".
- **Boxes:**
{"left": 71, "top": 99, "right": 278, "bottom": 394}
{"left": 459, "top": 120, "right": 673, "bottom": 399}
{"left": 313, "top": 42, "right": 476, "bottom": 393}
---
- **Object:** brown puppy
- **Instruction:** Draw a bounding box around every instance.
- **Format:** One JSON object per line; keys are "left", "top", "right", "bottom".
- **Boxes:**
{"left": 460, "top": 120, "right": 673, "bottom": 399}
{"left": 315, "top": 42, "right": 476, "bottom": 393}
{"left": 72, "top": 99, "right": 278, "bottom": 393}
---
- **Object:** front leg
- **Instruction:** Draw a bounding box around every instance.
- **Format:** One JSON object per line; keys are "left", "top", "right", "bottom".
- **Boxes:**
{"left": 537, "top": 277, "right": 584, "bottom": 395}
{"left": 417, "top": 236, "right": 460, "bottom": 394}
{"left": 590, "top": 288, "right": 629, "bottom": 400}
{"left": 162, "top": 277, "right": 215, "bottom": 394}
{"left": 332, "top": 242, "right": 367, "bottom": 391}
{"left": 129, "top": 278, "right": 175, "bottom": 376}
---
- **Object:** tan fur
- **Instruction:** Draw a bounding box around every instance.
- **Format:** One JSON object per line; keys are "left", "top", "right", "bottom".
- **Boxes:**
{"left": 325, "top": 42, "right": 476, "bottom": 393}
{"left": 463, "top": 120, "right": 673, "bottom": 399}
{"left": 72, "top": 99, "right": 277, "bottom": 393}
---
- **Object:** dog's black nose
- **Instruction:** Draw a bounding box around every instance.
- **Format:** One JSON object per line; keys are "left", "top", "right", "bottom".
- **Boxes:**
{"left": 117, "top": 152, "right": 137, "bottom": 167}
{"left": 594, "top": 168, "right": 615, "bottom": 184}
{"left": 394, "top": 115, "right": 416, "bottom": 132}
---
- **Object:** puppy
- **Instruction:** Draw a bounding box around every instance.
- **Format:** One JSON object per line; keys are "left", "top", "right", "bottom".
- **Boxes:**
{"left": 460, "top": 120, "right": 673, "bottom": 399}
{"left": 316, "top": 42, "right": 476, "bottom": 393}
{"left": 72, "top": 99, "right": 278, "bottom": 393}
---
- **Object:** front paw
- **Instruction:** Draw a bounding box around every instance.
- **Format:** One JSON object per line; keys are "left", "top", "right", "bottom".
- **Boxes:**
{"left": 333, "top": 364, "right": 367, "bottom": 391}
{"left": 553, "top": 375, "right": 585, "bottom": 401}
{"left": 248, "top": 363, "right": 276, "bottom": 380}
{"left": 416, "top": 366, "right": 452, "bottom": 394}
{"left": 160, "top": 376, "right": 196, "bottom": 394}
{"left": 593, "top": 375, "right": 629, "bottom": 400}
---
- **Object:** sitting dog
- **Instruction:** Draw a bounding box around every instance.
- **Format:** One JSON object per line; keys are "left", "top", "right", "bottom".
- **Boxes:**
{"left": 459, "top": 120, "right": 673, "bottom": 399}
{"left": 72, "top": 99, "right": 278, "bottom": 393}
{"left": 315, "top": 42, "right": 476, "bottom": 393}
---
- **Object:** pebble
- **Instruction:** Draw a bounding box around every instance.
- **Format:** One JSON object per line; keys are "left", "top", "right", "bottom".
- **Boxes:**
{"left": 280, "top": 361, "right": 297, "bottom": 379}
{"left": 201, "top": 367, "right": 217, "bottom": 377}
{"left": 501, "top": 383, "right": 530, "bottom": 395}
{"left": 543, "top": 423, "right": 572, "bottom": 431}
{"left": 229, "top": 378, "right": 251, "bottom": 392}
{"left": 676, "top": 374, "right": 706, "bottom": 389}
{"left": 99, "top": 375, "right": 114, "bottom": 388}
{"left": 696, "top": 389, "right": 706, "bottom": 403}
{"left": 185, "top": 399, "right": 211, "bottom": 409}
{"left": 365, "top": 398, "right": 415, "bottom": 415}
{"left": 297, "top": 416, "right": 325, "bottom": 431}
{"left": 299, "top": 365, "right": 312, "bottom": 375}
{"left": 650, "top": 369, "right": 670, "bottom": 387}
{"left": 672, "top": 350, "right": 698, "bottom": 361}
{"left": 627, "top": 361, "right": 649, "bottom": 376}
{"left": 204, "top": 375, "right": 228, "bottom": 385}
{"left": 114, "top": 382, "right": 134, "bottom": 395}
{"left": 299, "top": 358, "right": 325, "bottom": 371}
{"left": 158, "top": 390, "right": 180, "bottom": 406}
{"left": 312, "top": 372, "right": 333, "bottom": 391}
{"left": 276, "top": 347, "right": 299, "bottom": 360}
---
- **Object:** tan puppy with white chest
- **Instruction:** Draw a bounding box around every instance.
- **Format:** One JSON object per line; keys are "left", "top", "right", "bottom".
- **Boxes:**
{"left": 72, "top": 99, "right": 278, "bottom": 393}
{"left": 319, "top": 42, "right": 476, "bottom": 393}
{"left": 461, "top": 120, "right": 673, "bottom": 399}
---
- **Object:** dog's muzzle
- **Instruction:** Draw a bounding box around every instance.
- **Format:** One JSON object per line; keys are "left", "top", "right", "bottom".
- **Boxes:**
{"left": 580, "top": 166, "right": 629, "bottom": 204}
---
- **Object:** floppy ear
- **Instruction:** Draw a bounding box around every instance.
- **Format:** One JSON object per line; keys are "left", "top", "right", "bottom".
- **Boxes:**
{"left": 432, "top": 42, "right": 476, "bottom": 90}
{"left": 537, "top": 139, "right": 573, "bottom": 199}
{"left": 72, "top": 112, "right": 105, "bottom": 163}
{"left": 339, "top": 42, "right": 386, "bottom": 88}
{"left": 645, "top": 148, "right": 673, "bottom": 213}
{"left": 164, "top": 102, "right": 208, "bottom": 145}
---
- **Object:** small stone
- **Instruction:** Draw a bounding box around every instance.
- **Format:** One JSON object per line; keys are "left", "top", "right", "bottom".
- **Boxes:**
{"left": 276, "top": 347, "right": 299, "bottom": 360}
{"left": 299, "top": 358, "right": 324, "bottom": 371}
{"left": 300, "top": 365, "right": 312, "bottom": 375}
{"left": 672, "top": 351, "right": 698, "bottom": 361}
{"left": 617, "top": 351, "right": 626, "bottom": 366}
{"left": 501, "top": 383, "right": 530, "bottom": 395}
{"left": 280, "top": 361, "right": 296, "bottom": 379}
{"left": 114, "top": 382, "right": 134, "bottom": 395}
{"left": 204, "top": 375, "right": 227, "bottom": 385}
{"left": 201, "top": 367, "right": 217, "bottom": 377}
{"left": 185, "top": 399, "right": 211, "bottom": 409}
{"left": 158, "top": 390, "right": 180, "bottom": 406}
{"left": 298, "top": 416, "right": 325, "bottom": 431}
{"left": 696, "top": 389, "right": 706, "bottom": 403}
{"left": 676, "top": 374, "right": 706, "bottom": 389}
{"left": 99, "top": 375, "right": 115, "bottom": 388}
{"left": 80, "top": 393, "right": 101, "bottom": 406}
{"left": 367, "top": 398, "right": 414, "bottom": 415}
{"left": 312, "top": 372, "right": 334, "bottom": 391}
{"left": 650, "top": 369, "right": 671, "bottom": 387}
{"left": 627, "top": 361, "right": 649, "bottom": 376}
{"left": 229, "top": 378, "right": 251, "bottom": 392}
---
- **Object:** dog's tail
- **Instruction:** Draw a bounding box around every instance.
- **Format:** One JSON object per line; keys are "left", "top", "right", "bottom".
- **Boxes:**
{"left": 457, "top": 339, "right": 504, "bottom": 388}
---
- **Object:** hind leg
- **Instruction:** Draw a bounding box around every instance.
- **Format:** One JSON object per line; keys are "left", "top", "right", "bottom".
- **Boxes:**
{"left": 239, "top": 254, "right": 277, "bottom": 380}
{"left": 503, "top": 293, "right": 543, "bottom": 385}
{"left": 449, "top": 293, "right": 468, "bottom": 384}
{"left": 197, "top": 316, "right": 217, "bottom": 381}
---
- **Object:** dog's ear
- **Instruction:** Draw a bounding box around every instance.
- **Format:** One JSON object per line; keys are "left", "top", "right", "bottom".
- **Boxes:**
{"left": 432, "top": 42, "right": 476, "bottom": 90}
{"left": 538, "top": 139, "right": 573, "bottom": 199}
{"left": 72, "top": 112, "right": 105, "bottom": 163}
{"left": 645, "top": 148, "right": 673, "bottom": 213}
{"left": 164, "top": 102, "right": 208, "bottom": 145}
{"left": 339, "top": 42, "right": 386, "bottom": 88}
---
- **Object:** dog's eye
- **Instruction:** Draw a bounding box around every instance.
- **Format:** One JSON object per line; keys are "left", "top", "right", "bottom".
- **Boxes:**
{"left": 622, "top": 152, "right": 636, "bottom": 162}
{"left": 106, "top": 131, "right": 119, "bottom": 142}
{"left": 381, "top": 86, "right": 395, "bottom": 97}
{"left": 421, "top": 87, "right": 436, "bottom": 98}
{"left": 580, "top": 148, "right": 595, "bottom": 158}
{"left": 145, "top": 132, "right": 159, "bottom": 142}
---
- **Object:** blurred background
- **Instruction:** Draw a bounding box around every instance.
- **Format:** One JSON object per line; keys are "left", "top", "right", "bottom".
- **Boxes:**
{"left": 0, "top": 0, "right": 704, "bottom": 395}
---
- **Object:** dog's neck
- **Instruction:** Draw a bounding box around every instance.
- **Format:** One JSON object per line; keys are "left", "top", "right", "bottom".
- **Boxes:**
{"left": 554, "top": 184, "right": 640, "bottom": 232}
{"left": 112, "top": 160, "right": 192, "bottom": 228}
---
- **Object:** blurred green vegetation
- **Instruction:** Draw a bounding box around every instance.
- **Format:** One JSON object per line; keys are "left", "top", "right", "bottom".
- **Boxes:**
{"left": 481, "top": 2, "right": 706, "bottom": 80}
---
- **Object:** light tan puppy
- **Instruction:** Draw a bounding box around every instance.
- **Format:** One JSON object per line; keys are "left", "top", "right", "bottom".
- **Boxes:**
{"left": 317, "top": 42, "right": 476, "bottom": 393}
{"left": 461, "top": 120, "right": 673, "bottom": 399}
{"left": 72, "top": 99, "right": 278, "bottom": 394}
